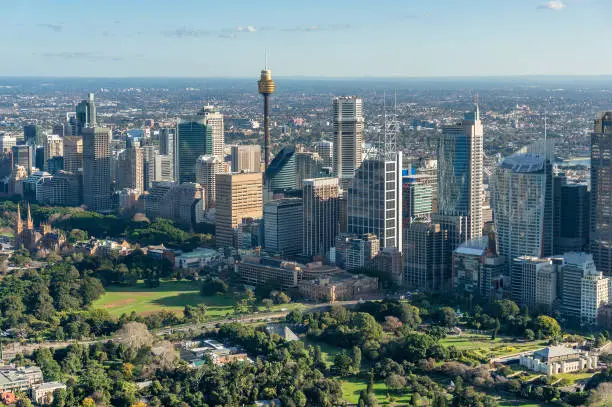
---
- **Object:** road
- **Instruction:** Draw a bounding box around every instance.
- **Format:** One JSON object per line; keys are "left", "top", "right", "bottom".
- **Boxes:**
{"left": 0, "top": 299, "right": 363, "bottom": 360}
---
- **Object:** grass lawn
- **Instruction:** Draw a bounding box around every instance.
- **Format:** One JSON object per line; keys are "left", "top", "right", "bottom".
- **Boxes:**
{"left": 302, "top": 338, "right": 342, "bottom": 367}
{"left": 340, "top": 377, "right": 414, "bottom": 405}
{"left": 92, "top": 280, "right": 236, "bottom": 317}
{"left": 498, "top": 401, "right": 551, "bottom": 407}
{"left": 440, "top": 334, "right": 547, "bottom": 358}
{"left": 553, "top": 372, "right": 596, "bottom": 384}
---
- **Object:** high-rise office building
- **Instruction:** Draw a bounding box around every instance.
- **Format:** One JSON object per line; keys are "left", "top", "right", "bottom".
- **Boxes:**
{"left": 0, "top": 135, "right": 16, "bottom": 153}
{"left": 511, "top": 256, "right": 559, "bottom": 312}
{"left": 37, "top": 170, "right": 81, "bottom": 207}
{"left": 333, "top": 97, "right": 363, "bottom": 188}
{"left": 63, "top": 136, "right": 83, "bottom": 174}
{"left": 23, "top": 124, "right": 44, "bottom": 146}
{"left": 117, "top": 146, "right": 144, "bottom": 193}
{"left": 141, "top": 144, "right": 158, "bottom": 190}
{"left": 403, "top": 221, "right": 450, "bottom": 291}
{"left": 334, "top": 233, "right": 380, "bottom": 271}
{"left": 314, "top": 140, "right": 333, "bottom": 169}
{"left": 434, "top": 103, "right": 483, "bottom": 249}
{"left": 159, "top": 128, "right": 175, "bottom": 180}
{"left": 176, "top": 106, "right": 224, "bottom": 183}
{"left": 82, "top": 127, "right": 112, "bottom": 212}
{"left": 348, "top": 152, "right": 403, "bottom": 250}
{"left": 492, "top": 141, "right": 555, "bottom": 269}
{"left": 295, "top": 151, "right": 323, "bottom": 190}
{"left": 231, "top": 145, "right": 261, "bottom": 173}
{"left": 195, "top": 155, "right": 226, "bottom": 208}
{"left": 154, "top": 154, "right": 174, "bottom": 183}
{"left": 554, "top": 181, "right": 590, "bottom": 254}
{"left": 43, "top": 134, "right": 63, "bottom": 172}
{"left": 561, "top": 252, "right": 611, "bottom": 325}
{"left": 402, "top": 173, "right": 433, "bottom": 226}
{"left": 215, "top": 172, "right": 263, "bottom": 248}
{"left": 144, "top": 181, "right": 205, "bottom": 229}
{"left": 264, "top": 198, "right": 303, "bottom": 256}
{"left": 591, "top": 112, "right": 612, "bottom": 275}
{"left": 12, "top": 145, "right": 35, "bottom": 175}
{"left": 76, "top": 93, "right": 97, "bottom": 135}
{"left": 302, "top": 177, "right": 340, "bottom": 258}
{"left": 265, "top": 146, "right": 297, "bottom": 194}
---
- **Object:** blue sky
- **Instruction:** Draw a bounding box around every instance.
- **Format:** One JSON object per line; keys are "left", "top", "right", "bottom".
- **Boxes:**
{"left": 1, "top": 0, "right": 610, "bottom": 77}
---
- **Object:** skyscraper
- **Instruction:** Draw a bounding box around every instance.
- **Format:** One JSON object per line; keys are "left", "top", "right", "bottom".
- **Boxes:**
{"left": 215, "top": 172, "right": 263, "bottom": 248}
{"left": 117, "top": 146, "right": 144, "bottom": 193}
{"left": 176, "top": 106, "right": 224, "bottom": 183}
{"left": 333, "top": 97, "right": 363, "bottom": 188}
{"left": 264, "top": 198, "right": 303, "bottom": 255}
{"left": 314, "top": 140, "right": 333, "bottom": 169}
{"left": 258, "top": 66, "right": 275, "bottom": 170}
{"left": 265, "top": 146, "right": 297, "bottom": 194}
{"left": 591, "top": 112, "right": 612, "bottom": 275}
{"left": 402, "top": 173, "right": 433, "bottom": 226}
{"left": 23, "top": 124, "right": 44, "bottom": 146}
{"left": 231, "top": 145, "right": 261, "bottom": 173}
{"left": 63, "top": 136, "right": 83, "bottom": 174}
{"left": 159, "top": 128, "right": 175, "bottom": 180}
{"left": 302, "top": 177, "right": 340, "bottom": 258}
{"left": 76, "top": 93, "right": 97, "bottom": 134}
{"left": 434, "top": 102, "right": 483, "bottom": 248}
{"left": 403, "top": 221, "right": 450, "bottom": 291}
{"left": 554, "top": 181, "right": 590, "bottom": 254}
{"left": 295, "top": 151, "right": 323, "bottom": 190}
{"left": 195, "top": 154, "right": 225, "bottom": 208}
{"left": 0, "top": 134, "right": 16, "bottom": 153}
{"left": 43, "top": 134, "right": 63, "bottom": 171}
{"left": 347, "top": 152, "right": 403, "bottom": 250}
{"left": 82, "top": 127, "right": 112, "bottom": 212}
{"left": 12, "top": 145, "right": 35, "bottom": 175}
{"left": 492, "top": 141, "right": 555, "bottom": 268}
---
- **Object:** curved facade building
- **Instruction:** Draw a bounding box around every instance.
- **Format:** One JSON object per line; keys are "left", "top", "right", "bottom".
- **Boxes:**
{"left": 265, "top": 146, "right": 297, "bottom": 193}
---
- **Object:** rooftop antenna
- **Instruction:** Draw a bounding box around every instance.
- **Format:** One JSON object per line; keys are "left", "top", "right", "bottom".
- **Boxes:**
{"left": 544, "top": 98, "right": 548, "bottom": 143}
{"left": 265, "top": 49, "right": 268, "bottom": 70}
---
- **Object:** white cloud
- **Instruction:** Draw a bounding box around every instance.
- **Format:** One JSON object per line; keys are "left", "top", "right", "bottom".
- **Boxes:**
{"left": 537, "top": 1, "right": 566, "bottom": 11}
{"left": 236, "top": 25, "right": 256, "bottom": 32}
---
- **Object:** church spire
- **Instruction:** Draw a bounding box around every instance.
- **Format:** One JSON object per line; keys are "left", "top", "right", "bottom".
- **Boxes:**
{"left": 26, "top": 203, "right": 33, "bottom": 230}
{"left": 16, "top": 203, "right": 22, "bottom": 235}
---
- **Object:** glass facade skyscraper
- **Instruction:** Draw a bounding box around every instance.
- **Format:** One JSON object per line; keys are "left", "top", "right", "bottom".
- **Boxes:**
{"left": 591, "top": 112, "right": 612, "bottom": 276}
{"left": 347, "top": 152, "right": 403, "bottom": 250}
{"left": 333, "top": 97, "right": 363, "bottom": 189}
{"left": 492, "top": 141, "right": 554, "bottom": 270}
{"left": 435, "top": 104, "right": 483, "bottom": 248}
{"left": 176, "top": 106, "right": 224, "bottom": 184}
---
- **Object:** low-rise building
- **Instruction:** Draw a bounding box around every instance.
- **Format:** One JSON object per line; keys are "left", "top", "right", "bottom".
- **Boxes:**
{"left": 174, "top": 247, "right": 221, "bottom": 269}
{"left": 0, "top": 366, "right": 43, "bottom": 393}
{"left": 236, "top": 256, "right": 303, "bottom": 289}
{"left": 519, "top": 345, "right": 598, "bottom": 375}
{"left": 297, "top": 271, "right": 378, "bottom": 302}
{"left": 32, "top": 382, "right": 67, "bottom": 405}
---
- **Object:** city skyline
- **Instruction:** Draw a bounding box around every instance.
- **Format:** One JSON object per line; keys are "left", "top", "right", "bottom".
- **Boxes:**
{"left": 2, "top": 0, "right": 611, "bottom": 78}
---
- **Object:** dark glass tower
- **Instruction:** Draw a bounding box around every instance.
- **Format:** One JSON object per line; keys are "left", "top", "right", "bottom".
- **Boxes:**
{"left": 591, "top": 112, "right": 612, "bottom": 275}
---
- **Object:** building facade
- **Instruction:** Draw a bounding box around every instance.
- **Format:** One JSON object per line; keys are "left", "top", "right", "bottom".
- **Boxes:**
{"left": 302, "top": 177, "right": 340, "bottom": 258}
{"left": 82, "top": 127, "right": 112, "bottom": 212}
{"left": 333, "top": 96, "right": 363, "bottom": 188}
{"left": 215, "top": 172, "right": 263, "bottom": 248}
{"left": 591, "top": 112, "right": 612, "bottom": 275}
{"left": 263, "top": 198, "right": 303, "bottom": 256}
{"left": 231, "top": 145, "right": 261, "bottom": 173}
{"left": 195, "top": 154, "right": 226, "bottom": 208}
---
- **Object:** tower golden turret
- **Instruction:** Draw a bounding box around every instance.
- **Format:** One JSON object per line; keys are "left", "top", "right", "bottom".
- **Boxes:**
{"left": 258, "top": 67, "right": 275, "bottom": 171}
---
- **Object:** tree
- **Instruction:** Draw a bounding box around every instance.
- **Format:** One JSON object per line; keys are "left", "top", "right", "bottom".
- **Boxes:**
{"left": 524, "top": 329, "right": 535, "bottom": 341}
{"left": 276, "top": 292, "right": 291, "bottom": 304}
{"left": 491, "top": 318, "right": 500, "bottom": 340}
{"left": 332, "top": 351, "right": 354, "bottom": 376}
{"left": 262, "top": 298, "right": 274, "bottom": 311}
{"left": 436, "top": 307, "right": 458, "bottom": 328}
{"left": 533, "top": 315, "right": 561, "bottom": 339}
{"left": 352, "top": 346, "right": 362, "bottom": 373}
{"left": 489, "top": 300, "right": 520, "bottom": 321}
{"left": 116, "top": 322, "right": 154, "bottom": 350}
{"left": 383, "top": 316, "right": 403, "bottom": 332}
{"left": 385, "top": 374, "right": 407, "bottom": 394}
{"left": 399, "top": 303, "right": 422, "bottom": 330}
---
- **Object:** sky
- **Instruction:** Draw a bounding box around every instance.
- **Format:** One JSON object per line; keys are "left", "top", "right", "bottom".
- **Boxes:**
{"left": 0, "top": 0, "right": 610, "bottom": 78}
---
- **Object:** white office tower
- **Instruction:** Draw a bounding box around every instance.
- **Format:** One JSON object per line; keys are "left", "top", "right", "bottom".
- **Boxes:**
{"left": 333, "top": 97, "right": 363, "bottom": 188}
{"left": 43, "top": 134, "right": 63, "bottom": 171}
{"left": 202, "top": 106, "right": 224, "bottom": 158}
{"left": 492, "top": 140, "right": 555, "bottom": 269}
{"left": 348, "top": 152, "right": 403, "bottom": 250}
{"left": 154, "top": 154, "right": 174, "bottom": 183}
{"left": 433, "top": 102, "right": 483, "bottom": 249}
{"left": 196, "top": 155, "right": 226, "bottom": 208}
{"left": 0, "top": 134, "right": 16, "bottom": 154}
{"left": 561, "top": 252, "right": 610, "bottom": 326}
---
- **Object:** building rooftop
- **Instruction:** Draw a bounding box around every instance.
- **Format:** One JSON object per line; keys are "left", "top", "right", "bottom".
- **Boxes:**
{"left": 534, "top": 345, "right": 580, "bottom": 361}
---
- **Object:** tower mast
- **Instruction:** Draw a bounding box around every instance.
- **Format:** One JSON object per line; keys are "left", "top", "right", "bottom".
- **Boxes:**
{"left": 258, "top": 53, "right": 276, "bottom": 173}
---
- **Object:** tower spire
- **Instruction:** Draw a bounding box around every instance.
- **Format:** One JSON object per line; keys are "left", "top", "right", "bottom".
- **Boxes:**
{"left": 16, "top": 203, "right": 22, "bottom": 235}
{"left": 26, "top": 202, "right": 33, "bottom": 230}
{"left": 474, "top": 92, "right": 480, "bottom": 121}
